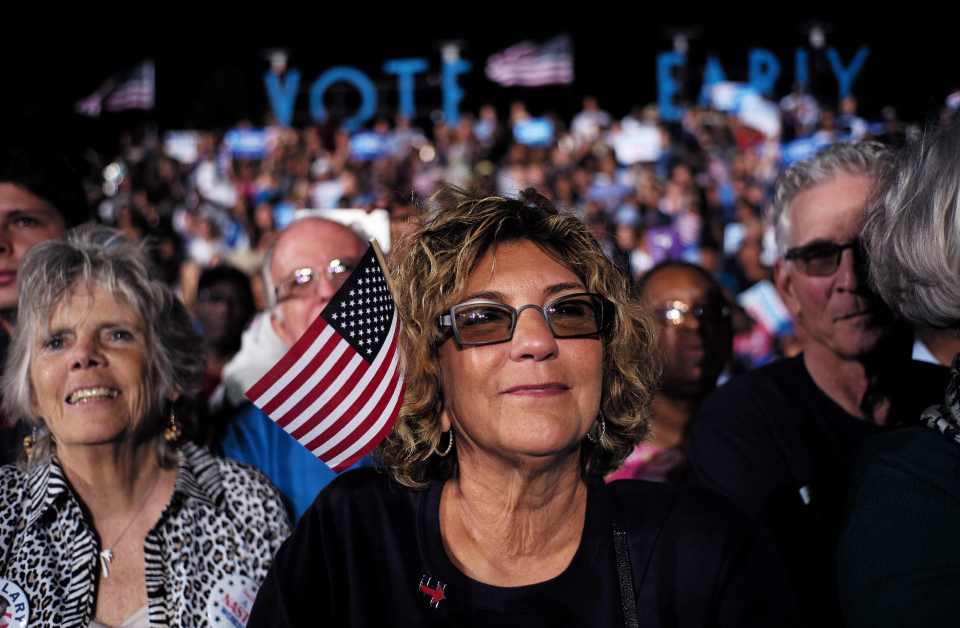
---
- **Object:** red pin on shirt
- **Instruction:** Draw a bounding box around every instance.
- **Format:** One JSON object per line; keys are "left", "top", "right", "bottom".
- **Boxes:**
{"left": 418, "top": 574, "right": 447, "bottom": 608}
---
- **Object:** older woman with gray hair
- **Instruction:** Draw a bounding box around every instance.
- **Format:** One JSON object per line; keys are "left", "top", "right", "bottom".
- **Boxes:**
{"left": 0, "top": 226, "right": 291, "bottom": 627}
{"left": 838, "top": 118, "right": 960, "bottom": 626}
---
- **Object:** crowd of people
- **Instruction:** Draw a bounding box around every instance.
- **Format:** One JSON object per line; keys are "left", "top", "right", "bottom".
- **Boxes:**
{"left": 0, "top": 83, "right": 958, "bottom": 626}
{"left": 75, "top": 92, "right": 945, "bottom": 374}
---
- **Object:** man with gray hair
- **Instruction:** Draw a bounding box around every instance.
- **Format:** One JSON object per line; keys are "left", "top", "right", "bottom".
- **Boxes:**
{"left": 687, "top": 142, "right": 949, "bottom": 625}
{"left": 219, "top": 216, "right": 368, "bottom": 520}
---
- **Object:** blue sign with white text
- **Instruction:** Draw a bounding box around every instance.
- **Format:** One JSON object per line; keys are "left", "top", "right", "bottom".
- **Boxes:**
{"left": 513, "top": 118, "right": 555, "bottom": 147}
{"left": 224, "top": 129, "right": 268, "bottom": 160}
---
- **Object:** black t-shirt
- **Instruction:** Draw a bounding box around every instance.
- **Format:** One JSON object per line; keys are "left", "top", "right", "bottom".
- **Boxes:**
{"left": 839, "top": 426, "right": 960, "bottom": 627}
{"left": 420, "top": 472, "right": 621, "bottom": 627}
{"left": 686, "top": 355, "right": 949, "bottom": 626}
{"left": 248, "top": 468, "right": 797, "bottom": 627}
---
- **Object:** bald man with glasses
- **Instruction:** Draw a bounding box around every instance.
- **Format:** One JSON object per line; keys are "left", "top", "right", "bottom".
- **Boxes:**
{"left": 687, "top": 142, "right": 949, "bottom": 626}
{"left": 218, "top": 217, "right": 369, "bottom": 520}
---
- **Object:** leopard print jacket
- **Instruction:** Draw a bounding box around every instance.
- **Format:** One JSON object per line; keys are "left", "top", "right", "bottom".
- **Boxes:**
{"left": 0, "top": 443, "right": 292, "bottom": 627}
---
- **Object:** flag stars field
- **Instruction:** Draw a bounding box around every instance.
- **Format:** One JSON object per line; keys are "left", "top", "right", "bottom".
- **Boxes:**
{"left": 245, "top": 243, "right": 404, "bottom": 472}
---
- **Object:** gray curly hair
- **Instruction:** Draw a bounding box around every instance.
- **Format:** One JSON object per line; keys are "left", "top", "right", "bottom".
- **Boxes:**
{"left": 1, "top": 225, "right": 204, "bottom": 467}
{"left": 863, "top": 118, "right": 960, "bottom": 328}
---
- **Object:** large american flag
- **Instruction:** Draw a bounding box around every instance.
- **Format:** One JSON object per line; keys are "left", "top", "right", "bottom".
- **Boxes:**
{"left": 485, "top": 35, "right": 574, "bottom": 87}
{"left": 245, "top": 243, "right": 403, "bottom": 472}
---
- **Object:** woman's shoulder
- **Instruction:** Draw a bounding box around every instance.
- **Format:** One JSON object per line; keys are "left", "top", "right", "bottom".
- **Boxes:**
{"left": 207, "top": 446, "right": 283, "bottom": 493}
{"left": 303, "top": 466, "right": 422, "bottom": 529}
{"left": 851, "top": 426, "right": 960, "bottom": 499}
{"left": 0, "top": 463, "right": 26, "bottom": 484}
{"left": 0, "top": 465, "right": 31, "bottom": 567}
{"left": 316, "top": 466, "right": 414, "bottom": 507}
{"left": 0, "top": 464, "right": 27, "bottom": 511}
{"left": 606, "top": 479, "right": 754, "bottom": 541}
{"left": 180, "top": 444, "right": 292, "bottom": 527}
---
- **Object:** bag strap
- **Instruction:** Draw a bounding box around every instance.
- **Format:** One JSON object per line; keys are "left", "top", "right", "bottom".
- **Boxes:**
{"left": 612, "top": 518, "right": 640, "bottom": 628}
{"left": 608, "top": 481, "right": 679, "bottom": 628}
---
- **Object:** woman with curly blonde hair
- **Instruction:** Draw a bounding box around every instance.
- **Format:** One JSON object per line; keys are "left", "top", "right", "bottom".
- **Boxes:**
{"left": 250, "top": 187, "right": 795, "bottom": 627}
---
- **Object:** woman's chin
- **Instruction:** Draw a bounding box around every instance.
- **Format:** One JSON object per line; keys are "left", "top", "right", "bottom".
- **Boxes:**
{"left": 55, "top": 429, "right": 135, "bottom": 452}
{"left": 487, "top": 433, "right": 586, "bottom": 465}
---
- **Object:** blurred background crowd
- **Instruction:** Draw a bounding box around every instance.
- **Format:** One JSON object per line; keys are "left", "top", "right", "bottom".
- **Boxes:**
{"left": 67, "top": 86, "right": 954, "bottom": 378}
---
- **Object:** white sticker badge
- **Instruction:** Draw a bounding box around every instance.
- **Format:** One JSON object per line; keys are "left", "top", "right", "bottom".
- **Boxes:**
{"left": 0, "top": 578, "right": 29, "bottom": 628}
{"left": 206, "top": 574, "right": 259, "bottom": 627}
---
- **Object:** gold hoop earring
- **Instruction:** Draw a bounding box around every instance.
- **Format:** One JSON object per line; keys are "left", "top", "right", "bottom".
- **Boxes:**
{"left": 437, "top": 430, "right": 454, "bottom": 457}
{"left": 586, "top": 414, "right": 606, "bottom": 443}
{"left": 164, "top": 408, "right": 183, "bottom": 443}
{"left": 22, "top": 426, "right": 38, "bottom": 458}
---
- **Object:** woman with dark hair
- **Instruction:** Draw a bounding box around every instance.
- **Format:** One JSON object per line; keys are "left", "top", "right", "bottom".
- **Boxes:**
{"left": 249, "top": 188, "right": 795, "bottom": 627}
{"left": 838, "top": 117, "right": 960, "bottom": 626}
{"left": 0, "top": 226, "right": 290, "bottom": 627}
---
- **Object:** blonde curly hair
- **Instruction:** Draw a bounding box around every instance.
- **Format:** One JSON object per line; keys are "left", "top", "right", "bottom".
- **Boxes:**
{"left": 376, "top": 186, "right": 659, "bottom": 488}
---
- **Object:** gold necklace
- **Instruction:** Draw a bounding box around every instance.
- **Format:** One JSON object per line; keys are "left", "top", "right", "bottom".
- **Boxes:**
{"left": 98, "top": 470, "right": 163, "bottom": 579}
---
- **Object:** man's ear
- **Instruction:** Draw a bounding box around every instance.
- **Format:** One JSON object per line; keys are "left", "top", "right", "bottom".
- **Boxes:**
{"left": 270, "top": 311, "right": 293, "bottom": 347}
{"left": 774, "top": 259, "right": 801, "bottom": 318}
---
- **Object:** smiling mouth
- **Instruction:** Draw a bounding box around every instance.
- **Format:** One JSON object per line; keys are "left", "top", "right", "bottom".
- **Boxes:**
{"left": 66, "top": 387, "right": 120, "bottom": 405}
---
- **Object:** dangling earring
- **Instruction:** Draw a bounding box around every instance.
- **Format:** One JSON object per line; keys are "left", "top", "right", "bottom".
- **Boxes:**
{"left": 22, "top": 426, "right": 38, "bottom": 458}
{"left": 587, "top": 414, "right": 606, "bottom": 443}
{"left": 164, "top": 408, "right": 183, "bottom": 443}
{"left": 436, "top": 430, "right": 454, "bottom": 457}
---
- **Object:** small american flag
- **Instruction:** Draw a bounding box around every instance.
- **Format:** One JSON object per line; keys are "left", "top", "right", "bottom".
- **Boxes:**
{"left": 245, "top": 243, "right": 403, "bottom": 472}
{"left": 485, "top": 35, "right": 574, "bottom": 87}
{"left": 76, "top": 61, "right": 155, "bottom": 117}
{"left": 104, "top": 61, "right": 155, "bottom": 111}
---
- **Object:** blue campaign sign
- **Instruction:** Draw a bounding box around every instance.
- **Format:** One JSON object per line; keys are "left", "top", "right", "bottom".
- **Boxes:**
{"left": 349, "top": 131, "right": 389, "bottom": 161}
{"left": 513, "top": 118, "right": 554, "bottom": 147}
{"left": 224, "top": 129, "right": 268, "bottom": 160}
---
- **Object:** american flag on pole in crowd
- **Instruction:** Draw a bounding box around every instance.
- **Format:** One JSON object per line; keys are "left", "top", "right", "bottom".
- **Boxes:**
{"left": 75, "top": 61, "right": 155, "bottom": 117}
{"left": 485, "top": 35, "right": 574, "bottom": 87}
{"left": 244, "top": 242, "right": 403, "bottom": 472}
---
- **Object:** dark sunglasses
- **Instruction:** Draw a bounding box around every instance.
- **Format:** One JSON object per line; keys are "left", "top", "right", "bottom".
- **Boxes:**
{"left": 784, "top": 239, "right": 860, "bottom": 277}
{"left": 438, "top": 292, "right": 610, "bottom": 347}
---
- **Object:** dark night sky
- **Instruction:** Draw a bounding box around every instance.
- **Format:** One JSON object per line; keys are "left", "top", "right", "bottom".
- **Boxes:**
{"left": 0, "top": 17, "right": 950, "bottom": 149}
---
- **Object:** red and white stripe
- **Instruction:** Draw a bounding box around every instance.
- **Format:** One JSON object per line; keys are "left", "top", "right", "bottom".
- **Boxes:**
{"left": 247, "top": 308, "right": 403, "bottom": 472}
{"left": 485, "top": 37, "right": 574, "bottom": 87}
